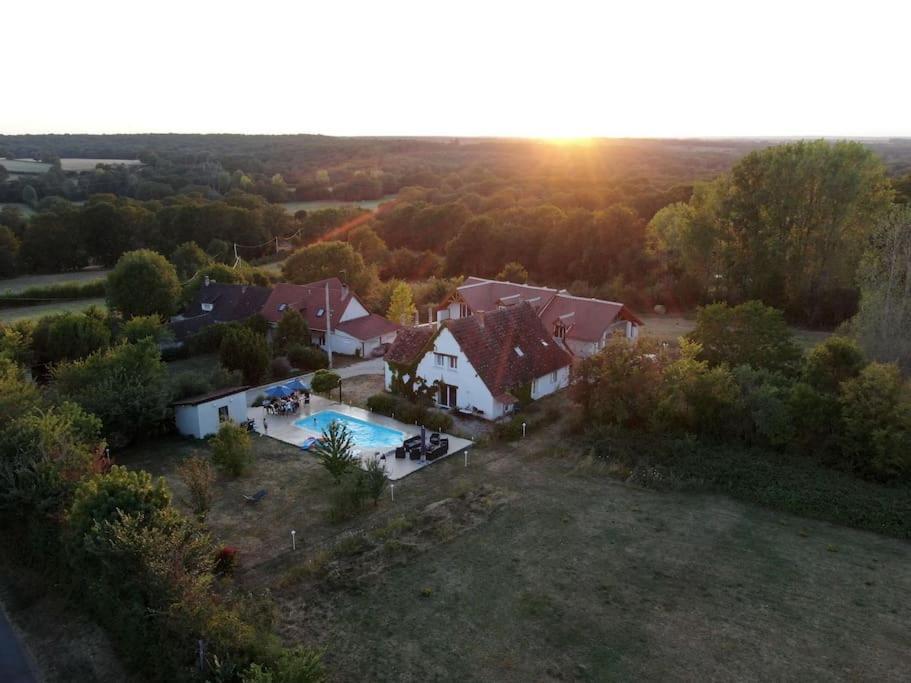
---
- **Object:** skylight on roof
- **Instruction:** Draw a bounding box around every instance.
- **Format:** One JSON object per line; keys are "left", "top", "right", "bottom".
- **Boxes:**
{"left": 540, "top": 340, "right": 549, "bottom": 346}
{"left": 278, "top": 303, "right": 288, "bottom": 311}
{"left": 514, "top": 346, "right": 524, "bottom": 357}
{"left": 316, "top": 308, "right": 325, "bottom": 317}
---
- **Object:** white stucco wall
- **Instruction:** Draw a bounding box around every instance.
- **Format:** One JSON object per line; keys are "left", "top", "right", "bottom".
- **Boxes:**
{"left": 174, "top": 391, "right": 248, "bottom": 439}
{"left": 340, "top": 297, "right": 369, "bottom": 322}
{"left": 531, "top": 365, "right": 571, "bottom": 399}
{"left": 414, "top": 328, "right": 497, "bottom": 418}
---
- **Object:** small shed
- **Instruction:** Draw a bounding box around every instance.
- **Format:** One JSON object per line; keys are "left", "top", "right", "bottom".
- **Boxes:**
{"left": 172, "top": 386, "right": 249, "bottom": 439}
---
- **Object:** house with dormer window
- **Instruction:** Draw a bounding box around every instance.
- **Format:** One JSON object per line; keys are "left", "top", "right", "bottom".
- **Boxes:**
{"left": 260, "top": 277, "right": 400, "bottom": 357}
{"left": 385, "top": 302, "right": 571, "bottom": 419}
{"left": 436, "top": 276, "right": 642, "bottom": 358}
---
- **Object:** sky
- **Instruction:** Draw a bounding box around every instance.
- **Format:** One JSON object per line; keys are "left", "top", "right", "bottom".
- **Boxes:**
{"left": 5, "top": 0, "right": 911, "bottom": 138}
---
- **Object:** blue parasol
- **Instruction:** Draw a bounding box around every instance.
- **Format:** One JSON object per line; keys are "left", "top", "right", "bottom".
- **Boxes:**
{"left": 264, "top": 384, "right": 294, "bottom": 399}
{"left": 285, "top": 378, "right": 311, "bottom": 393}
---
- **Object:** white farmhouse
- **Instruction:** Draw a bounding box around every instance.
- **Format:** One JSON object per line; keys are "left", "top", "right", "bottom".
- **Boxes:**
{"left": 384, "top": 302, "right": 571, "bottom": 420}
{"left": 261, "top": 278, "right": 400, "bottom": 357}
{"left": 436, "top": 277, "right": 642, "bottom": 358}
{"left": 173, "top": 386, "right": 249, "bottom": 439}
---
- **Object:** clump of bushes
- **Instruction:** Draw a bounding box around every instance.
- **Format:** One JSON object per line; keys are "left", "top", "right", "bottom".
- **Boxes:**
{"left": 210, "top": 421, "right": 253, "bottom": 477}
{"left": 286, "top": 343, "right": 329, "bottom": 371}
{"left": 311, "top": 369, "right": 341, "bottom": 393}
{"left": 367, "top": 392, "right": 453, "bottom": 432}
{"left": 177, "top": 454, "right": 215, "bottom": 519}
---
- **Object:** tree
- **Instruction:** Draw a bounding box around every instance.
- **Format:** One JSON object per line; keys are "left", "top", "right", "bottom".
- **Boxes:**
{"left": 47, "top": 313, "right": 112, "bottom": 363}
{"left": 688, "top": 301, "right": 802, "bottom": 374}
{"left": 286, "top": 344, "right": 328, "bottom": 371}
{"left": 496, "top": 261, "right": 529, "bottom": 284}
{"left": 802, "top": 337, "right": 866, "bottom": 394}
{"left": 177, "top": 455, "right": 214, "bottom": 519}
{"left": 210, "top": 422, "right": 253, "bottom": 477}
{"left": 386, "top": 281, "right": 416, "bottom": 326}
{"left": 839, "top": 363, "right": 911, "bottom": 480}
{"left": 311, "top": 369, "right": 340, "bottom": 394}
{"left": 348, "top": 224, "right": 389, "bottom": 266}
{"left": 0, "top": 226, "right": 19, "bottom": 278}
{"left": 312, "top": 420, "right": 356, "bottom": 483}
{"left": 572, "top": 338, "right": 665, "bottom": 428}
{"left": 119, "top": 314, "right": 171, "bottom": 344}
{"left": 21, "top": 185, "right": 38, "bottom": 207}
{"left": 362, "top": 458, "right": 388, "bottom": 505}
{"left": 51, "top": 339, "right": 171, "bottom": 445}
{"left": 68, "top": 466, "right": 171, "bottom": 541}
{"left": 281, "top": 241, "right": 376, "bottom": 296}
{"left": 170, "top": 241, "right": 211, "bottom": 280}
{"left": 854, "top": 204, "right": 911, "bottom": 370}
{"left": 219, "top": 326, "right": 270, "bottom": 384}
{"left": 274, "top": 309, "right": 310, "bottom": 355}
{"left": 107, "top": 249, "right": 181, "bottom": 319}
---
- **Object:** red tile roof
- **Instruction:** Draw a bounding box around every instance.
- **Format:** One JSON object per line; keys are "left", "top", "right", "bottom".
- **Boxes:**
{"left": 385, "top": 326, "right": 435, "bottom": 365}
{"left": 260, "top": 277, "right": 351, "bottom": 329}
{"left": 336, "top": 313, "right": 401, "bottom": 341}
{"left": 445, "top": 302, "right": 571, "bottom": 398}
{"left": 448, "top": 277, "right": 642, "bottom": 343}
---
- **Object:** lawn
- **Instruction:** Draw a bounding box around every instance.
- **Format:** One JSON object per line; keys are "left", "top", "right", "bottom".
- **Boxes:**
{"left": 0, "top": 298, "right": 107, "bottom": 322}
{"left": 0, "top": 268, "right": 110, "bottom": 294}
{"left": 639, "top": 313, "right": 832, "bottom": 349}
{"left": 113, "top": 403, "right": 911, "bottom": 682}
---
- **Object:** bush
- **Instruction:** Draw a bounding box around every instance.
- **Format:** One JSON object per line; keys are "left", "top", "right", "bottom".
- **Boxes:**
{"left": 171, "top": 371, "right": 213, "bottom": 401}
{"left": 287, "top": 344, "right": 328, "bottom": 371}
{"left": 362, "top": 458, "right": 388, "bottom": 505}
{"left": 327, "top": 470, "right": 369, "bottom": 523}
{"left": 220, "top": 326, "right": 270, "bottom": 385}
{"left": 367, "top": 392, "right": 452, "bottom": 431}
{"left": 210, "top": 422, "right": 253, "bottom": 477}
{"left": 177, "top": 455, "right": 215, "bottom": 519}
{"left": 421, "top": 409, "right": 453, "bottom": 433}
{"left": 270, "top": 356, "right": 293, "bottom": 380}
{"left": 367, "top": 393, "right": 398, "bottom": 415}
{"left": 311, "top": 369, "right": 341, "bottom": 393}
{"left": 211, "top": 364, "right": 245, "bottom": 390}
{"left": 0, "top": 279, "right": 106, "bottom": 308}
{"left": 214, "top": 546, "right": 239, "bottom": 576}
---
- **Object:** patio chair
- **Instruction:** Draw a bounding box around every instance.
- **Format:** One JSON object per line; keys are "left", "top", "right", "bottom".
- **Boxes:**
{"left": 395, "top": 446, "right": 406, "bottom": 459}
{"left": 408, "top": 448, "right": 422, "bottom": 461}
{"left": 429, "top": 432, "right": 441, "bottom": 444}
{"left": 244, "top": 489, "right": 267, "bottom": 504}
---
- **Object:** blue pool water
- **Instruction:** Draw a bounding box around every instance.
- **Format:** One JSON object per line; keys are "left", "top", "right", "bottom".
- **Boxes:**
{"left": 293, "top": 410, "right": 404, "bottom": 450}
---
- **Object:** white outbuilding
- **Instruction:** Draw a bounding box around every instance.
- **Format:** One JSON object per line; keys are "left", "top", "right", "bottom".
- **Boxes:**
{"left": 172, "top": 386, "right": 250, "bottom": 439}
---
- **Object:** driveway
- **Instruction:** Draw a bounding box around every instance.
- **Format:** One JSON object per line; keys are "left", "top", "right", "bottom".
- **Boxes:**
{"left": 246, "top": 357, "right": 384, "bottom": 404}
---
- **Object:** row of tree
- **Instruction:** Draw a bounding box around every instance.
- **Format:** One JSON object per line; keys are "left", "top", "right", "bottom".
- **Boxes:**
{"left": 574, "top": 301, "right": 911, "bottom": 481}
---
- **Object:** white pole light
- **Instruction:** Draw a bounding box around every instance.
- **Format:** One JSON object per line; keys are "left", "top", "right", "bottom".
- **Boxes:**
{"left": 291, "top": 530, "right": 297, "bottom": 551}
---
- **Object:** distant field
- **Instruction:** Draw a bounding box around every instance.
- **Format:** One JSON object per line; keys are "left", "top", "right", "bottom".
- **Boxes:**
{"left": 640, "top": 313, "right": 831, "bottom": 350}
{"left": 0, "top": 269, "right": 110, "bottom": 294}
{"left": 59, "top": 158, "right": 142, "bottom": 172}
{"left": 0, "top": 298, "right": 106, "bottom": 323}
{"left": 280, "top": 195, "right": 396, "bottom": 214}
{"left": 0, "top": 159, "right": 52, "bottom": 174}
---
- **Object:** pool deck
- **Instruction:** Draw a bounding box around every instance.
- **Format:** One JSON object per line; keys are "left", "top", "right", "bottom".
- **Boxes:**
{"left": 246, "top": 394, "right": 473, "bottom": 481}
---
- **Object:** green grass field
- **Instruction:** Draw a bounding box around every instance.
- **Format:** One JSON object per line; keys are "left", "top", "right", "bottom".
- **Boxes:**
{"left": 639, "top": 313, "right": 831, "bottom": 349}
{"left": 0, "top": 298, "right": 107, "bottom": 323}
{"left": 109, "top": 400, "right": 911, "bottom": 682}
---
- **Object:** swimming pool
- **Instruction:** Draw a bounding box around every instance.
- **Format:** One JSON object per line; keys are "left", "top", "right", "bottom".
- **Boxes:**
{"left": 293, "top": 410, "right": 405, "bottom": 450}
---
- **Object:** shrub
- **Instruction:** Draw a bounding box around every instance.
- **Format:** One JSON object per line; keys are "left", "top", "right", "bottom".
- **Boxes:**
{"left": 802, "top": 336, "right": 867, "bottom": 394}
{"left": 119, "top": 314, "right": 172, "bottom": 345}
{"left": 273, "top": 309, "right": 310, "bottom": 354}
{"left": 311, "top": 369, "right": 341, "bottom": 394}
{"left": 839, "top": 363, "right": 911, "bottom": 480}
{"left": 367, "top": 393, "right": 398, "bottom": 415}
{"left": 362, "top": 458, "right": 388, "bottom": 505}
{"left": 312, "top": 420, "right": 355, "bottom": 483}
{"left": 171, "top": 371, "right": 213, "bottom": 401}
{"left": 214, "top": 546, "right": 239, "bottom": 576}
{"left": 287, "top": 344, "right": 328, "bottom": 371}
{"left": 210, "top": 422, "right": 253, "bottom": 477}
{"left": 211, "top": 364, "right": 245, "bottom": 390}
{"left": 421, "top": 409, "right": 453, "bottom": 433}
{"left": 270, "top": 356, "right": 293, "bottom": 380}
{"left": 327, "top": 470, "right": 369, "bottom": 522}
{"left": 177, "top": 455, "right": 215, "bottom": 519}
{"left": 220, "top": 326, "right": 270, "bottom": 385}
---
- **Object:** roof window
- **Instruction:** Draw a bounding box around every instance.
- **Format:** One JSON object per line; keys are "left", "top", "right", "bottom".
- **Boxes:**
{"left": 316, "top": 307, "right": 325, "bottom": 317}
{"left": 514, "top": 346, "right": 524, "bottom": 357}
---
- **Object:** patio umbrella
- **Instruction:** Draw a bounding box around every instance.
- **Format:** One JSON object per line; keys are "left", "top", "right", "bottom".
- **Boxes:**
{"left": 285, "top": 379, "right": 311, "bottom": 393}
{"left": 420, "top": 425, "right": 427, "bottom": 460}
{"left": 264, "top": 384, "right": 294, "bottom": 399}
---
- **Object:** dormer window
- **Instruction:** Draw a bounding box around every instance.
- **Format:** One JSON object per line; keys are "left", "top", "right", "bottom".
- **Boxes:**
{"left": 201, "top": 303, "right": 214, "bottom": 312}
{"left": 316, "top": 307, "right": 325, "bottom": 318}
{"left": 459, "top": 303, "right": 471, "bottom": 317}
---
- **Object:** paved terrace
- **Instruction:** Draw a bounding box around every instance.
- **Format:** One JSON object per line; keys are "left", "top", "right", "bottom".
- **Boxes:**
{"left": 246, "top": 393, "right": 473, "bottom": 481}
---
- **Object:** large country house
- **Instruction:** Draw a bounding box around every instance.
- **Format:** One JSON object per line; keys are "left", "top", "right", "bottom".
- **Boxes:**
{"left": 436, "top": 277, "right": 642, "bottom": 358}
{"left": 171, "top": 277, "right": 399, "bottom": 357}
{"left": 384, "top": 302, "right": 571, "bottom": 420}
